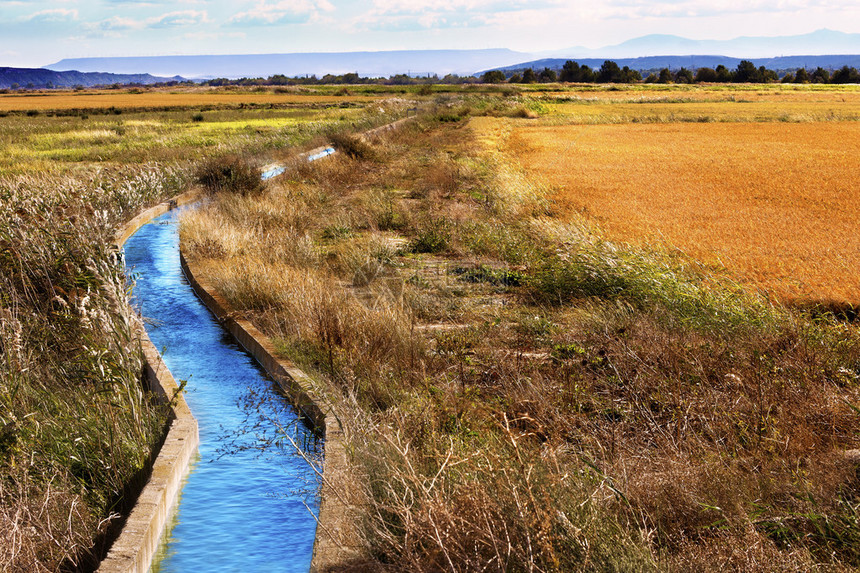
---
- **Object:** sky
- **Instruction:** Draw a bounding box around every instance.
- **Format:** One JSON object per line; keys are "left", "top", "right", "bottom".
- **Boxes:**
{"left": 1, "top": 0, "right": 860, "bottom": 68}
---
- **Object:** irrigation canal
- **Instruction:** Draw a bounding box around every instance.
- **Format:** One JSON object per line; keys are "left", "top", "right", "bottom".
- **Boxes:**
{"left": 123, "top": 208, "right": 321, "bottom": 572}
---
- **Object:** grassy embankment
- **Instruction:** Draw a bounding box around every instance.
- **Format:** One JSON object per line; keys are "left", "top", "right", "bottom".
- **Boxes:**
{"left": 0, "top": 88, "right": 404, "bottom": 571}
{"left": 182, "top": 86, "right": 860, "bottom": 571}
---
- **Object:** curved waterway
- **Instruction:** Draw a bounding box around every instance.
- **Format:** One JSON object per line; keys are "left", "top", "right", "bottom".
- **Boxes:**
{"left": 123, "top": 208, "right": 320, "bottom": 572}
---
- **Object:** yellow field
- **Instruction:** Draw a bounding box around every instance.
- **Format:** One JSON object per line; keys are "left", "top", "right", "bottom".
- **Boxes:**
{"left": 475, "top": 116, "right": 860, "bottom": 304}
{"left": 543, "top": 85, "right": 860, "bottom": 103}
{"left": 0, "top": 88, "right": 377, "bottom": 111}
{"left": 535, "top": 89, "right": 860, "bottom": 123}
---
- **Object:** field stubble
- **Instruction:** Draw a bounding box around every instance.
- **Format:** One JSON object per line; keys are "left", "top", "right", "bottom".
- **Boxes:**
{"left": 0, "top": 88, "right": 379, "bottom": 112}
{"left": 481, "top": 116, "right": 860, "bottom": 306}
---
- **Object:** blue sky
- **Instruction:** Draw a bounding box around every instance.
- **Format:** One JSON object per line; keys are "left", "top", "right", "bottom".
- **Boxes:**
{"left": 1, "top": 0, "right": 859, "bottom": 67}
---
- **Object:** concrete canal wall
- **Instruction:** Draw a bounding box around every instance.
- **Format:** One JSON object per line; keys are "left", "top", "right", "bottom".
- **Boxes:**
{"left": 98, "top": 190, "right": 201, "bottom": 573}
{"left": 180, "top": 252, "right": 361, "bottom": 571}
{"left": 98, "top": 115, "right": 417, "bottom": 570}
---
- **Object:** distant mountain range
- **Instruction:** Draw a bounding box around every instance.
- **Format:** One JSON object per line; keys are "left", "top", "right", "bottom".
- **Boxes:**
{"left": 28, "top": 29, "right": 860, "bottom": 82}
{"left": 4, "top": 32, "right": 854, "bottom": 93}
{"left": 46, "top": 50, "right": 532, "bottom": 80}
{"left": 490, "top": 29, "right": 860, "bottom": 75}
{"left": 538, "top": 29, "right": 860, "bottom": 60}
{"left": 491, "top": 55, "right": 860, "bottom": 75}
{"left": 0, "top": 67, "right": 183, "bottom": 89}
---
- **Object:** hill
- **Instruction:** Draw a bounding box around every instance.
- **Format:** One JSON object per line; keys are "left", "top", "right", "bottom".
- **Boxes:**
{"left": 0, "top": 67, "right": 184, "bottom": 89}
{"left": 542, "top": 29, "right": 860, "bottom": 60}
{"left": 490, "top": 54, "right": 860, "bottom": 75}
{"left": 46, "top": 50, "right": 533, "bottom": 80}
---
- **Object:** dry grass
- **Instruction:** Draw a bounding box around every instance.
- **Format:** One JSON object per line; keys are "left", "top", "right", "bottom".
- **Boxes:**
{"left": 182, "top": 101, "right": 860, "bottom": 571}
{"left": 542, "top": 86, "right": 860, "bottom": 101}
{"left": 0, "top": 166, "right": 188, "bottom": 571}
{"left": 0, "top": 92, "right": 401, "bottom": 571}
{"left": 478, "top": 117, "right": 860, "bottom": 305}
{"left": 0, "top": 88, "right": 379, "bottom": 111}
{"left": 523, "top": 85, "right": 860, "bottom": 124}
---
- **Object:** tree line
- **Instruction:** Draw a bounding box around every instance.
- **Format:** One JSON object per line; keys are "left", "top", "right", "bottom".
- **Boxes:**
{"left": 203, "top": 73, "right": 483, "bottom": 87}
{"left": 203, "top": 60, "right": 860, "bottom": 87}
{"left": 483, "top": 59, "right": 860, "bottom": 84}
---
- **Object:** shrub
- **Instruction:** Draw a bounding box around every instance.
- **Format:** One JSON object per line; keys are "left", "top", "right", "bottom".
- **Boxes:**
{"left": 510, "top": 106, "right": 538, "bottom": 119}
{"left": 453, "top": 264, "right": 524, "bottom": 287}
{"left": 328, "top": 132, "right": 376, "bottom": 161}
{"left": 196, "top": 155, "right": 264, "bottom": 196}
{"left": 408, "top": 218, "right": 452, "bottom": 254}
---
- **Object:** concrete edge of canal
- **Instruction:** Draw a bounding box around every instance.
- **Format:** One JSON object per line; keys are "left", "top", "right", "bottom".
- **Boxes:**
{"left": 98, "top": 115, "right": 417, "bottom": 572}
{"left": 98, "top": 189, "right": 202, "bottom": 573}
{"left": 180, "top": 250, "right": 363, "bottom": 571}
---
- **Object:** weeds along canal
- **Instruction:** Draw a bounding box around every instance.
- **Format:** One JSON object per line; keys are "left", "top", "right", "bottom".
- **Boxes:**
{"left": 123, "top": 208, "right": 321, "bottom": 572}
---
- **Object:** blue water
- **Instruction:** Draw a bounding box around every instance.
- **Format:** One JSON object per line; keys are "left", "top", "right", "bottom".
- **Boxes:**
{"left": 261, "top": 166, "right": 286, "bottom": 180}
{"left": 261, "top": 148, "right": 336, "bottom": 180}
{"left": 123, "top": 209, "right": 321, "bottom": 572}
{"left": 306, "top": 148, "right": 336, "bottom": 162}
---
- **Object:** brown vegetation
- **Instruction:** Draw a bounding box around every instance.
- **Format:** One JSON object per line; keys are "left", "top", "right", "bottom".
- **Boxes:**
{"left": 0, "top": 91, "right": 395, "bottom": 571}
{"left": 0, "top": 167, "right": 189, "bottom": 570}
{"left": 182, "top": 98, "right": 860, "bottom": 570}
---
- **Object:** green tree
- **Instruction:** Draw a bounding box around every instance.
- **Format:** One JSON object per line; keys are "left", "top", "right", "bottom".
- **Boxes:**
{"left": 759, "top": 66, "right": 778, "bottom": 83}
{"left": 831, "top": 65, "right": 860, "bottom": 84}
{"left": 780, "top": 72, "right": 795, "bottom": 83}
{"left": 735, "top": 60, "right": 759, "bottom": 82}
{"left": 694, "top": 67, "right": 717, "bottom": 82}
{"left": 482, "top": 70, "right": 506, "bottom": 84}
{"left": 674, "top": 67, "right": 694, "bottom": 84}
{"left": 598, "top": 60, "right": 623, "bottom": 83}
{"left": 794, "top": 68, "right": 810, "bottom": 83}
{"left": 560, "top": 60, "right": 581, "bottom": 82}
{"left": 715, "top": 64, "right": 732, "bottom": 82}
{"left": 644, "top": 73, "right": 658, "bottom": 83}
{"left": 539, "top": 67, "right": 558, "bottom": 83}
{"left": 657, "top": 68, "right": 673, "bottom": 83}
{"left": 508, "top": 73, "right": 522, "bottom": 83}
{"left": 621, "top": 66, "right": 641, "bottom": 83}
{"left": 522, "top": 68, "right": 538, "bottom": 83}
{"left": 811, "top": 67, "right": 830, "bottom": 83}
{"left": 579, "top": 65, "right": 597, "bottom": 83}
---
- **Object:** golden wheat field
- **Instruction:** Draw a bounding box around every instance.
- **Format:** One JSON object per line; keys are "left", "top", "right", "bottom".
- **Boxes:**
{"left": 475, "top": 116, "right": 860, "bottom": 304}
{"left": 543, "top": 85, "right": 860, "bottom": 103}
{"left": 0, "top": 88, "right": 377, "bottom": 111}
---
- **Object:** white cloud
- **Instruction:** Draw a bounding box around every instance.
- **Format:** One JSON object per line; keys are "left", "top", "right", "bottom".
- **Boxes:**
{"left": 24, "top": 8, "right": 78, "bottom": 22}
{"left": 354, "top": 0, "right": 565, "bottom": 32}
{"left": 184, "top": 30, "right": 247, "bottom": 41}
{"left": 92, "top": 16, "right": 145, "bottom": 31}
{"left": 369, "top": 0, "right": 561, "bottom": 14}
{"left": 83, "top": 10, "right": 210, "bottom": 37}
{"left": 104, "top": 0, "right": 204, "bottom": 3}
{"left": 227, "top": 0, "right": 334, "bottom": 26}
{"left": 148, "top": 10, "right": 210, "bottom": 28}
{"left": 587, "top": 0, "right": 857, "bottom": 20}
